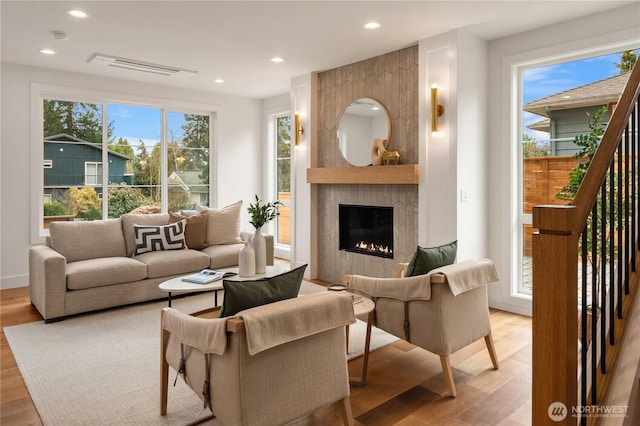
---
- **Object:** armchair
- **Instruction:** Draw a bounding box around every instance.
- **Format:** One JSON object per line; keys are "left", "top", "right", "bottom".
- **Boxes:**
{"left": 344, "top": 259, "right": 500, "bottom": 397}
{"left": 160, "top": 291, "right": 356, "bottom": 425}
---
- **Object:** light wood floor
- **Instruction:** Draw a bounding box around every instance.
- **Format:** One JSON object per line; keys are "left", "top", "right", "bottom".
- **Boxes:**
{"left": 1, "top": 285, "right": 532, "bottom": 426}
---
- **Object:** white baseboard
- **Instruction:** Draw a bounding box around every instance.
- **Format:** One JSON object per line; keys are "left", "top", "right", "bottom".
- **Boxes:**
{"left": 1, "top": 274, "right": 29, "bottom": 290}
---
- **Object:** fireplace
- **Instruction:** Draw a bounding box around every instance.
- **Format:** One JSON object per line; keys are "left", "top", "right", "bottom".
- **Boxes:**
{"left": 339, "top": 204, "right": 393, "bottom": 258}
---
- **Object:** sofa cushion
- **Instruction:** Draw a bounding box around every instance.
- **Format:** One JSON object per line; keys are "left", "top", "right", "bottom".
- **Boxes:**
{"left": 169, "top": 210, "right": 208, "bottom": 250}
{"left": 133, "top": 220, "right": 186, "bottom": 256}
{"left": 121, "top": 213, "right": 169, "bottom": 257}
{"left": 49, "top": 219, "right": 126, "bottom": 262}
{"left": 196, "top": 201, "right": 243, "bottom": 245}
{"left": 134, "top": 249, "right": 210, "bottom": 279}
{"left": 405, "top": 240, "right": 458, "bottom": 277}
{"left": 219, "top": 264, "right": 306, "bottom": 317}
{"left": 66, "top": 257, "right": 147, "bottom": 290}
{"left": 200, "top": 243, "right": 243, "bottom": 269}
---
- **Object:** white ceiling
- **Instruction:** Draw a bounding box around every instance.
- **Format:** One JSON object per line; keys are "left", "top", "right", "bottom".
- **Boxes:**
{"left": 1, "top": 1, "right": 634, "bottom": 99}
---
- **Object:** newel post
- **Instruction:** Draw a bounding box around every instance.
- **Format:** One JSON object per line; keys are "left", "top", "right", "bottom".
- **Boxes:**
{"left": 532, "top": 205, "right": 579, "bottom": 425}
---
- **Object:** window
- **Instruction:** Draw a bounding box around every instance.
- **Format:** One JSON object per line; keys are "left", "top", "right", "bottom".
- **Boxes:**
{"left": 274, "top": 114, "right": 291, "bottom": 246}
{"left": 85, "top": 162, "right": 102, "bottom": 185}
{"left": 515, "top": 48, "right": 638, "bottom": 298}
{"left": 39, "top": 94, "right": 213, "bottom": 233}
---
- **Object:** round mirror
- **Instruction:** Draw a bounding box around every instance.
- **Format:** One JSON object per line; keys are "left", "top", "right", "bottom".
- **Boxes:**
{"left": 337, "top": 98, "right": 391, "bottom": 166}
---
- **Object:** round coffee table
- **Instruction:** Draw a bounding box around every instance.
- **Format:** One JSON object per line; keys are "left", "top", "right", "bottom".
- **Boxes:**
{"left": 159, "top": 265, "right": 289, "bottom": 307}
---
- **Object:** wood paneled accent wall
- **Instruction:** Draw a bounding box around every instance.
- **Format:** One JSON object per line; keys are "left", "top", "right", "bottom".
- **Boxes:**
{"left": 314, "top": 46, "right": 419, "bottom": 283}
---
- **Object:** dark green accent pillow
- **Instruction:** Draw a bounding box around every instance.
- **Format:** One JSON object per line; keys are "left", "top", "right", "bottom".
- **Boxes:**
{"left": 405, "top": 241, "right": 457, "bottom": 277}
{"left": 219, "top": 264, "right": 307, "bottom": 317}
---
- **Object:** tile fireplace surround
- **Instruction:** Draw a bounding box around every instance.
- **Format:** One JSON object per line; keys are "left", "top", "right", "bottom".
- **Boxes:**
{"left": 316, "top": 184, "right": 418, "bottom": 284}
{"left": 313, "top": 46, "right": 419, "bottom": 284}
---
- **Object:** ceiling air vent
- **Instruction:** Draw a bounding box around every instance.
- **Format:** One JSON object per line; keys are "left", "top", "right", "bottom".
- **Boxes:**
{"left": 87, "top": 53, "right": 197, "bottom": 77}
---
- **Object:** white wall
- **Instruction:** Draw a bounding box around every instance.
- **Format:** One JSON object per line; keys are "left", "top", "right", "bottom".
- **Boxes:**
{"left": 290, "top": 73, "right": 315, "bottom": 278}
{"left": 0, "top": 63, "right": 263, "bottom": 289}
{"left": 487, "top": 3, "right": 640, "bottom": 315}
{"left": 418, "top": 29, "right": 489, "bottom": 260}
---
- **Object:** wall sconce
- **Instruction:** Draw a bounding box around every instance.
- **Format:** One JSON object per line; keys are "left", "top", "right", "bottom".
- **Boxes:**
{"left": 431, "top": 84, "right": 445, "bottom": 135}
{"left": 294, "top": 113, "right": 304, "bottom": 146}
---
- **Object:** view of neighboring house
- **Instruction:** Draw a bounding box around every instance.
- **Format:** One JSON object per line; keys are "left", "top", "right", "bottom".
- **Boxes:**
{"left": 524, "top": 72, "right": 630, "bottom": 156}
{"left": 167, "top": 170, "right": 209, "bottom": 207}
{"left": 43, "top": 133, "right": 132, "bottom": 203}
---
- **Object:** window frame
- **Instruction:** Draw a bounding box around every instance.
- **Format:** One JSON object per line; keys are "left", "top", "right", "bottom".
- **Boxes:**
{"left": 84, "top": 161, "right": 103, "bottom": 186}
{"left": 503, "top": 36, "right": 639, "bottom": 315}
{"left": 31, "top": 83, "right": 219, "bottom": 243}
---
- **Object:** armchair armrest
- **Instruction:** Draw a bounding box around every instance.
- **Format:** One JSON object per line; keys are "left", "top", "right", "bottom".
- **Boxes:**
{"left": 29, "top": 245, "right": 67, "bottom": 321}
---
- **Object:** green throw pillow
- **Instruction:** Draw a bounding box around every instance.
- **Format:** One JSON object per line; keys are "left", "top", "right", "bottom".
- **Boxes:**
{"left": 219, "top": 264, "right": 307, "bottom": 317}
{"left": 405, "top": 241, "right": 457, "bottom": 277}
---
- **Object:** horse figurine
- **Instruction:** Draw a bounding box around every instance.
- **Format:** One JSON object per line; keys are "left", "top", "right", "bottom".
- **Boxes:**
{"left": 382, "top": 150, "right": 400, "bottom": 165}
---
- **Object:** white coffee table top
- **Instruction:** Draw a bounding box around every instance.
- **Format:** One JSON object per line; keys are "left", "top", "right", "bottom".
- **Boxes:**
{"left": 159, "top": 265, "right": 290, "bottom": 294}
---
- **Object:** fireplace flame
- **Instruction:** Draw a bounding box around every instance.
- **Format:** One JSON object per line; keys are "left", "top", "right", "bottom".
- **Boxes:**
{"left": 354, "top": 241, "right": 393, "bottom": 255}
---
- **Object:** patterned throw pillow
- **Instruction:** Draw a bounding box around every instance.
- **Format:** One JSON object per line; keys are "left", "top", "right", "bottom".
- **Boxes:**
{"left": 133, "top": 220, "right": 186, "bottom": 256}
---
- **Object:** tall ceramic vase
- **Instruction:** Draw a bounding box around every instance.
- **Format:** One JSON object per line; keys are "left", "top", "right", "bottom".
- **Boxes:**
{"left": 251, "top": 227, "right": 266, "bottom": 274}
{"left": 239, "top": 236, "right": 255, "bottom": 277}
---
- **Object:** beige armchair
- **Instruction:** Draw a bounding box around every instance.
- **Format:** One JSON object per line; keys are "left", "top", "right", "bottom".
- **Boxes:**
{"left": 160, "top": 291, "right": 356, "bottom": 425}
{"left": 345, "top": 259, "right": 500, "bottom": 397}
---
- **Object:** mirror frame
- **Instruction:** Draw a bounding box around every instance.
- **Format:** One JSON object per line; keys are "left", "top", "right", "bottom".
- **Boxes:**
{"left": 337, "top": 98, "right": 391, "bottom": 166}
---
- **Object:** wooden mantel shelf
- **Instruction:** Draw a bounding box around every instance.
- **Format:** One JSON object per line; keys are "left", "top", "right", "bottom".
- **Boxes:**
{"left": 307, "top": 164, "right": 420, "bottom": 185}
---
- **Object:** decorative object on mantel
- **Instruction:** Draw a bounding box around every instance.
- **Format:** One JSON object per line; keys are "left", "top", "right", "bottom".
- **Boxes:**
{"left": 371, "top": 138, "right": 389, "bottom": 166}
{"left": 238, "top": 234, "right": 255, "bottom": 277}
{"left": 247, "top": 195, "right": 283, "bottom": 273}
{"left": 382, "top": 150, "right": 400, "bottom": 165}
{"left": 338, "top": 97, "right": 391, "bottom": 166}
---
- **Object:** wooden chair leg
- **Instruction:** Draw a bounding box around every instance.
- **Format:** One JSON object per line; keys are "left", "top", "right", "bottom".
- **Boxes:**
{"left": 160, "top": 309, "right": 170, "bottom": 415}
{"left": 439, "top": 355, "right": 457, "bottom": 398}
{"left": 339, "top": 396, "right": 354, "bottom": 426}
{"left": 484, "top": 334, "right": 500, "bottom": 369}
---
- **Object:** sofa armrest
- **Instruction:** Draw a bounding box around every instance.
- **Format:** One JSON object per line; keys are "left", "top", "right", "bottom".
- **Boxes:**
{"left": 29, "top": 245, "right": 67, "bottom": 321}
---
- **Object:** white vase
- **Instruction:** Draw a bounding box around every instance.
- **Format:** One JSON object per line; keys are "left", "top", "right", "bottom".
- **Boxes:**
{"left": 251, "top": 227, "right": 266, "bottom": 274}
{"left": 239, "top": 237, "right": 255, "bottom": 277}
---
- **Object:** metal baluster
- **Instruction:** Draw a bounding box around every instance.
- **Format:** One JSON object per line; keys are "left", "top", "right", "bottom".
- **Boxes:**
{"left": 600, "top": 183, "right": 607, "bottom": 374}
{"left": 591, "top": 204, "right": 598, "bottom": 406}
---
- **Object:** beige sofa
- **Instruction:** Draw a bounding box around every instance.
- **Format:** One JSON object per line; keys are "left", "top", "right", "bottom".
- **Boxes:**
{"left": 29, "top": 210, "right": 274, "bottom": 323}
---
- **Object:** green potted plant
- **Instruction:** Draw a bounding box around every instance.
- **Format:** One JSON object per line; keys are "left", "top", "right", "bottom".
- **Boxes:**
{"left": 248, "top": 194, "right": 283, "bottom": 230}
{"left": 247, "top": 195, "right": 283, "bottom": 273}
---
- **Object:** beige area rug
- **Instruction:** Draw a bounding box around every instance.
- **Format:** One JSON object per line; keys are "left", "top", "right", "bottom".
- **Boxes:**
{"left": 4, "top": 282, "right": 397, "bottom": 426}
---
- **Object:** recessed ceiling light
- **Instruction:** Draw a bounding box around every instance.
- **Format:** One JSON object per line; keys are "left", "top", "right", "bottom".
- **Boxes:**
{"left": 270, "top": 57, "right": 285, "bottom": 63}
{"left": 214, "top": 78, "right": 225, "bottom": 84}
{"left": 372, "top": 106, "right": 380, "bottom": 111}
{"left": 39, "top": 49, "right": 56, "bottom": 55}
{"left": 67, "top": 9, "right": 89, "bottom": 18}
{"left": 364, "top": 22, "right": 381, "bottom": 30}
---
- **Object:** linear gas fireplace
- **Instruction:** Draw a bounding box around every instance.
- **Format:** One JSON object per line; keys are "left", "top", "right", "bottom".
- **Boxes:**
{"left": 339, "top": 204, "right": 393, "bottom": 259}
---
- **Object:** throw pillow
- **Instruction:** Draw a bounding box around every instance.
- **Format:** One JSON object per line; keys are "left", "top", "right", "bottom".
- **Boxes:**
{"left": 219, "top": 264, "right": 307, "bottom": 317}
{"left": 405, "top": 240, "right": 457, "bottom": 277}
{"left": 196, "top": 200, "right": 243, "bottom": 245}
{"left": 168, "top": 210, "right": 208, "bottom": 250}
{"left": 133, "top": 220, "right": 186, "bottom": 256}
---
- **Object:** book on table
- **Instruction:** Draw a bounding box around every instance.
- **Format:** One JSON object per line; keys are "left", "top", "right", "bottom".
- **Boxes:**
{"left": 182, "top": 269, "right": 237, "bottom": 284}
